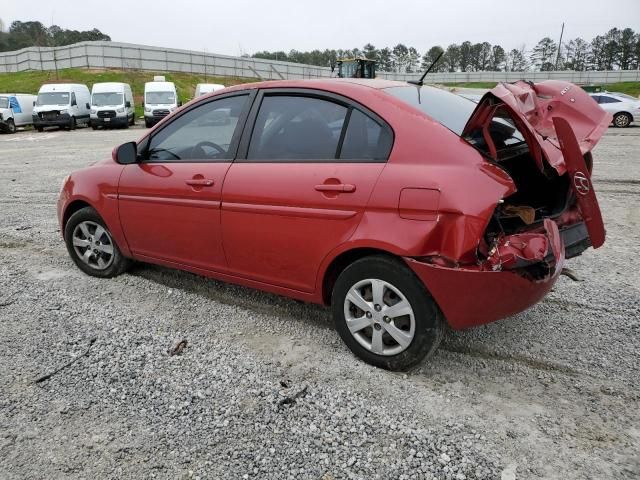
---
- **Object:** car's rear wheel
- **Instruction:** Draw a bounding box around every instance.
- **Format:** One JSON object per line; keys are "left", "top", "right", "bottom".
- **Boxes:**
{"left": 332, "top": 255, "right": 443, "bottom": 371}
{"left": 613, "top": 112, "right": 632, "bottom": 128}
{"left": 64, "top": 207, "right": 131, "bottom": 278}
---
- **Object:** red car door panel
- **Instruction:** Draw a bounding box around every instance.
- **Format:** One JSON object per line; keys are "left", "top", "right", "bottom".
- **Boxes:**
{"left": 221, "top": 163, "right": 384, "bottom": 292}
{"left": 118, "top": 162, "right": 231, "bottom": 270}
{"left": 117, "top": 93, "right": 252, "bottom": 271}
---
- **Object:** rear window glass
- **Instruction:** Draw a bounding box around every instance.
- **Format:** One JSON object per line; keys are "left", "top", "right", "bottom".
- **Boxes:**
{"left": 384, "top": 86, "right": 476, "bottom": 135}
{"left": 340, "top": 109, "right": 392, "bottom": 160}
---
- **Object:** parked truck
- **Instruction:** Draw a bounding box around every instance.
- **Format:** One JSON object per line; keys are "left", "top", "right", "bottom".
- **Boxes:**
{"left": 90, "top": 82, "right": 135, "bottom": 129}
{"left": 143, "top": 76, "right": 179, "bottom": 128}
{"left": 0, "top": 93, "right": 37, "bottom": 133}
{"left": 33, "top": 83, "right": 91, "bottom": 131}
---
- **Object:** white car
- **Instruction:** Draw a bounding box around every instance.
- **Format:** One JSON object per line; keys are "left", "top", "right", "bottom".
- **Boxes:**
{"left": 590, "top": 92, "right": 640, "bottom": 128}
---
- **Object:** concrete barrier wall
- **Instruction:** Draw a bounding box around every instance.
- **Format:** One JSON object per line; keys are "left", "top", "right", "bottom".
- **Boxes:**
{"left": 1, "top": 41, "right": 639, "bottom": 84}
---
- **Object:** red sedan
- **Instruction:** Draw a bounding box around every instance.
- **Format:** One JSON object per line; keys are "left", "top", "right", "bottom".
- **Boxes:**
{"left": 58, "top": 79, "right": 610, "bottom": 370}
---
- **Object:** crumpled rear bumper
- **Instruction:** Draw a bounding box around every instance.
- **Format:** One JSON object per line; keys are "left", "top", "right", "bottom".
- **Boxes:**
{"left": 404, "top": 219, "right": 566, "bottom": 330}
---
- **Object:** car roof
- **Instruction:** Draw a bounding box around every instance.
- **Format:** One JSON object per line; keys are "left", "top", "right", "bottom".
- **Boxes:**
{"left": 223, "top": 78, "right": 409, "bottom": 93}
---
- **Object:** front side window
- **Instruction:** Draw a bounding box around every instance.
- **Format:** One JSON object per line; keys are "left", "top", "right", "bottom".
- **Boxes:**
{"left": 599, "top": 96, "right": 621, "bottom": 104}
{"left": 248, "top": 95, "right": 347, "bottom": 160}
{"left": 37, "top": 92, "right": 70, "bottom": 106}
{"left": 146, "top": 95, "right": 248, "bottom": 162}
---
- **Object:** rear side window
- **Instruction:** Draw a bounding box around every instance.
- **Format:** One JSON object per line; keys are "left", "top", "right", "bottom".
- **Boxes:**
{"left": 248, "top": 96, "right": 347, "bottom": 160}
{"left": 340, "top": 109, "right": 392, "bottom": 160}
{"left": 599, "top": 96, "right": 621, "bottom": 104}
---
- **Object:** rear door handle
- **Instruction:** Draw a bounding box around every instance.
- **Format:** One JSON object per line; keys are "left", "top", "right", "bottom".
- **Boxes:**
{"left": 186, "top": 179, "right": 214, "bottom": 187}
{"left": 314, "top": 184, "right": 356, "bottom": 193}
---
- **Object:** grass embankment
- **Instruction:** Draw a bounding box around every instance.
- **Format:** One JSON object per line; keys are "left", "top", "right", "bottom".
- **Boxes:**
{"left": 443, "top": 81, "right": 640, "bottom": 97}
{"left": 0, "top": 68, "right": 257, "bottom": 117}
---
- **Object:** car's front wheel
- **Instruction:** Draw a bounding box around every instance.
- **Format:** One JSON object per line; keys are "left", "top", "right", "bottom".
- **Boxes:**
{"left": 332, "top": 255, "right": 443, "bottom": 371}
{"left": 64, "top": 207, "right": 131, "bottom": 278}
{"left": 613, "top": 112, "right": 632, "bottom": 128}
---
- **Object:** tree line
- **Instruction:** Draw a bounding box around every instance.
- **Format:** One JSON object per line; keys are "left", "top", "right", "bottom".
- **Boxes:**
{"left": 253, "top": 27, "right": 640, "bottom": 72}
{"left": 0, "top": 20, "right": 111, "bottom": 52}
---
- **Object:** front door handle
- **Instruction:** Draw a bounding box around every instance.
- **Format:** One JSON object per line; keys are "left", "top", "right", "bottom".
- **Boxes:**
{"left": 186, "top": 179, "right": 214, "bottom": 187}
{"left": 314, "top": 183, "right": 356, "bottom": 193}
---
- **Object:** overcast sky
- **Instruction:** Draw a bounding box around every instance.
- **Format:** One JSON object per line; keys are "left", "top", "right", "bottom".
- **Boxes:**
{"left": 2, "top": 0, "right": 639, "bottom": 55}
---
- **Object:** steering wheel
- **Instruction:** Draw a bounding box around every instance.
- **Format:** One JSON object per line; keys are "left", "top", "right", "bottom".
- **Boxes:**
{"left": 192, "top": 141, "right": 226, "bottom": 158}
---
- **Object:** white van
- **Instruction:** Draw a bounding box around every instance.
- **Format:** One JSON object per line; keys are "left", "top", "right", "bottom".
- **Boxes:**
{"left": 194, "top": 83, "right": 225, "bottom": 97}
{"left": 90, "top": 82, "right": 135, "bottom": 129}
{"left": 33, "top": 83, "right": 91, "bottom": 131}
{"left": 0, "top": 93, "right": 37, "bottom": 133}
{"left": 143, "top": 76, "right": 179, "bottom": 128}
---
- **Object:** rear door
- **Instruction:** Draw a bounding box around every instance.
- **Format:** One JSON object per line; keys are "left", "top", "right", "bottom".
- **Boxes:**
{"left": 221, "top": 89, "right": 393, "bottom": 292}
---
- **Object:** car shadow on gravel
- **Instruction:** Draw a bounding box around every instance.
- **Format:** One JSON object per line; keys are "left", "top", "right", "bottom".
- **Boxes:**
{"left": 126, "top": 263, "right": 522, "bottom": 367}
{"left": 127, "top": 262, "right": 335, "bottom": 331}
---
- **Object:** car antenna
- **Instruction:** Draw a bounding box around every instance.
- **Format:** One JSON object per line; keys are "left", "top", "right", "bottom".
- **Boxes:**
{"left": 408, "top": 51, "right": 444, "bottom": 87}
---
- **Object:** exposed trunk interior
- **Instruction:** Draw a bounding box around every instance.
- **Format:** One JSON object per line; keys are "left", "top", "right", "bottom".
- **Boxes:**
{"left": 465, "top": 105, "right": 571, "bottom": 237}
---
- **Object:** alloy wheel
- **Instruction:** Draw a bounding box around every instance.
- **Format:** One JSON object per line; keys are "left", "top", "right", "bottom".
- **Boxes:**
{"left": 71, "top": 221, "right": 115, "bottom": 270}
{"left": 343, "top": 278, "right": 415, "bottom": 356}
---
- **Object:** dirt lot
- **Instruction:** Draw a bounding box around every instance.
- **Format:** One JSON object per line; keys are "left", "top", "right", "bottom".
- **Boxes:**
{"left": 1, "top": 124, "right": 639, "bottom": 480}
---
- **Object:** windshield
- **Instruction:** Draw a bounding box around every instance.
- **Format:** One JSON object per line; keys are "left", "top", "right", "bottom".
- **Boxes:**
{"left": 0, "top": 97, "right": 8, "bottom": 109}
{"left": 92, "top": 92, "right": 123, "bottom": 106}
{"left": 37, "top": 92, "right": 70, "bottom": 106}
{"left": 146, "top": 91, "right": 175, "bottom": 104}
{"left": 384, "top": 85, "right": 477, "bottom": 135}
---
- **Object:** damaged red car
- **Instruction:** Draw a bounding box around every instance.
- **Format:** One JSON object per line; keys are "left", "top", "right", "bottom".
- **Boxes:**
{"left": 57, "top": 79, "right": 610, "bottom": 370}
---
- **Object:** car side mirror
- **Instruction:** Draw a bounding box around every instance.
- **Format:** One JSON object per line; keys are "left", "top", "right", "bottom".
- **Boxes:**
{"left": 85, "top": 102, "right": 90, "bottom": 109}
{"left": 71, "top": 99, "right": 77, "bottom": 106}
{"left": 125, "top": 101, "right": 131, "bottom": 108}
{"left": 114, "top": 141, "right": 138, "bottom": 165}
{"left": 33, "top": 100, "right": 36, "bottom": 106}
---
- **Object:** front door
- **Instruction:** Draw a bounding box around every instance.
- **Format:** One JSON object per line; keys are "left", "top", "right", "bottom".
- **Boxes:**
{"left": 221, "top": 91, "right": 393, "bottom": 292}
{"left": 118, "top": 93, "right": 252, "bottom": 271}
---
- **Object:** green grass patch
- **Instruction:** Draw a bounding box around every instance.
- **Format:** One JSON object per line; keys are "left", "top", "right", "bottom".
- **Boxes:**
{"left": 441, "top": 80, "right": 640, "bottom": 97}
{"left": 0, "top": 68, "right": 257, "bottom": 117}
{"left": 601, "top": 82, "right": 640, "bottom": 97}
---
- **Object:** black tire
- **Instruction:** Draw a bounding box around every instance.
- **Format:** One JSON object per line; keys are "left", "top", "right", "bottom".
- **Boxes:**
{"left": 64, "top": 207, "right": 131, "bottom": 278}
{"left": 144, "top": 119, "right": 152, "bottom": 128}
{"left": 6, "top": 119, "right": 16, "bottom": 133}
{"left": 613, "top": 112, "right": 632, "bottom": 128}
{"left": 68, "top": 116, "right": 76, "bottom": 130}
{"left": 331, "top": 255, "right": 444, "bottom": 371}
{"left": 129, "top": 114, "right": 135, "bottom": 126}
{"left": 36, "top": 126, "right": 44, "bottom": 132}
{"left": 91, "top": 125, "right": 98, "bottom": 130}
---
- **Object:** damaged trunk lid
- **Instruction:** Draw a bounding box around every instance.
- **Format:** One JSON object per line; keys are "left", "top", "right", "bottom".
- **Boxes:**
{"left": 462, "top": 80, "right": 610, "bottom": 250}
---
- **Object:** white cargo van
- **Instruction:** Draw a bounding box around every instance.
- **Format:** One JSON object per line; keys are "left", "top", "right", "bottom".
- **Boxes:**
{"left": 194, "top": 83, "right": 225, "bottom": 97}
{"left": 90, "top": 82, "right": 135, "bottom": 129}
{"left": 143, "top": 76, "right": 179, "bottom": 128}
{"left": 0, "top": 93, "right": 37, "bottom": 133}
{"left": 33, "top": 83, "right": 91, "bottom": 131}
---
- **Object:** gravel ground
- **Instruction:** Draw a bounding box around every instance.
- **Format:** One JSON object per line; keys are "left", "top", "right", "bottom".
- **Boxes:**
{"left": 0, "top": 124, "right": 639, "bottom": 480}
